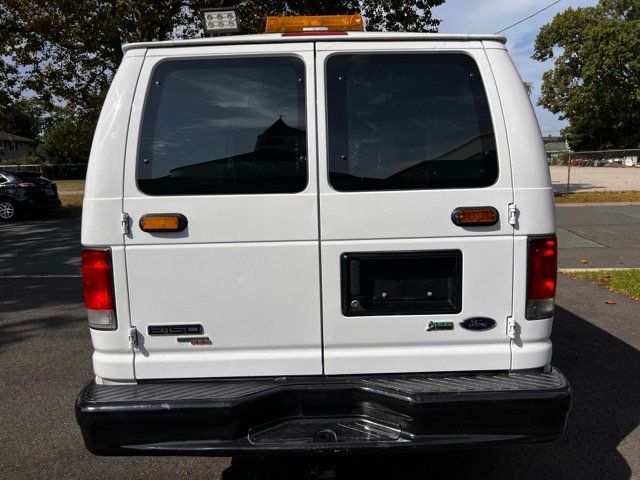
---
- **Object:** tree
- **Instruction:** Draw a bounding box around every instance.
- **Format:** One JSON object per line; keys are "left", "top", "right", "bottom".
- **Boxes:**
{"left": 35, "top": 108, "right": 95, "bottom": 165}
{"left": 533, "top": 0, "right": 640, "bottom": 150}
{"left": 0, "top": 99, "right": 40, "bottom": 140}
{"left": 0, "top": 0, "right": 443, "bottom": 165}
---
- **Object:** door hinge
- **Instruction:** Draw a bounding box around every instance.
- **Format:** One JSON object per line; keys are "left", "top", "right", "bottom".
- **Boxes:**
{"left": 507, "top": 316, "right": 516, "bottom": 339}
{"left": 128, "top": 326, "right": 138, "bottom": 349}
{"left": 508, "top": 203, "right": 518, "bottom": 227}
{"left": 121, "top": 212, "right": 130, "bottom": 235}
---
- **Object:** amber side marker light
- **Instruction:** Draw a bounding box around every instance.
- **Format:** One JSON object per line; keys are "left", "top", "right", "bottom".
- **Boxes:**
{"left": 265, "top": 14, "right": 364, "bottom": 33}
{"left": 451, "top": 207, "right": 499, "bottom": 227}
{"left": 139, "top": 214, "right": 188, "bottom": 232}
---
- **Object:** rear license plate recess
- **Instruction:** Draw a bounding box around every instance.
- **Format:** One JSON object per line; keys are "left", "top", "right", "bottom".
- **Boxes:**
{"left": 341, "top": 250, "right": 462, "bottom": 316}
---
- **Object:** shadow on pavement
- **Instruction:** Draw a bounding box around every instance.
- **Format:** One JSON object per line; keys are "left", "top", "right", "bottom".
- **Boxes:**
{"left": 0, "top": 217, "right": 81, "bottom": 276}
{"left": 222, "top": 305, "right": 639, "bottom": 480}
{"left": 0, "top": 277, "right": 84, "bottom": 349}
{"left": 552, "top": 182, "right": 602, "bottom": 194}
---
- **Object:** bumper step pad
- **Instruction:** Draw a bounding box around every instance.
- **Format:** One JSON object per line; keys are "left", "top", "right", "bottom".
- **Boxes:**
{"left": 76, "top": 369, "right": 571, "bottom": 455}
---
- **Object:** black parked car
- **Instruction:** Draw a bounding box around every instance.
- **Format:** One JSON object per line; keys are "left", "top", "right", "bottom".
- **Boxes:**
{"left": 0, "top": 171, "right": 61, "bottom": 221}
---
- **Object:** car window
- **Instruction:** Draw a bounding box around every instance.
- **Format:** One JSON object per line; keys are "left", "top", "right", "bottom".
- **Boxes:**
{"left": 326, "top": 53, "right": 498, "bottom": 191}
{"left": 14, "top": 172, "right": 45, "bottom": 182}
{"left": 138, "top": 56, "right": 307, "bottom": 195}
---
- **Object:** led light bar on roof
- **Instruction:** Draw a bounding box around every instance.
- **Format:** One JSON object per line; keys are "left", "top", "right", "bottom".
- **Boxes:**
{"left": 200, "top": 7, "right": 240, "bottom": 36}
{"left": 265, "top": 14, "right": 364, "bottom": 33}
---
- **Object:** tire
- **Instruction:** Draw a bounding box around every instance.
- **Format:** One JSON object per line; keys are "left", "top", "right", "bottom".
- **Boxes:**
{"left": 0, "top": 199, "right": 17, "bottom": 221}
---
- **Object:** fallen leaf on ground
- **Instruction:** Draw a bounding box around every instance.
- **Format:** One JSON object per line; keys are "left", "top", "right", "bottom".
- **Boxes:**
{"left": 579, "top": 259, "right": 589, "bottom": 264}
{"left": 605, "top": 299, "right": 616, "bottom": 305}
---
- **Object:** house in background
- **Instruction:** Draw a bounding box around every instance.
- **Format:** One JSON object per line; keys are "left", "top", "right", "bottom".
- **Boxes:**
{"left": 543, "top": 135, "right": 570, "bottom": 164}
{"left": 542, "top": 135, "right": 569, "bottom": 154}
{"left": 0, "top": 131, "right": 35, "bottom": 162}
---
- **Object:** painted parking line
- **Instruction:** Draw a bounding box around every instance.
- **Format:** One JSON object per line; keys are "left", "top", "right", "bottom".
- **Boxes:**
{"left": 0, "top": 274, "right": 81, "bottom": 278}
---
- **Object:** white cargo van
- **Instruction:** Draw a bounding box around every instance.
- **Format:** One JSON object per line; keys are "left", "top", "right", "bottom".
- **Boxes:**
{"left": 76, "top": 15, "right": 571, "bottom": 455}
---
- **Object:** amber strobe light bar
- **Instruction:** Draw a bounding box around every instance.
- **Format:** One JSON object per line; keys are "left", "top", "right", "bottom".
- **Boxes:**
{"left": 265, "top": 14, "right": 364, "bottom": 33}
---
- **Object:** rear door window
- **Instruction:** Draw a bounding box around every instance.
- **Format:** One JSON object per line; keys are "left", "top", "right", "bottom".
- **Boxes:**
{"left": 326, "top": 53, "right": 498, "bottom": 191}
{"left": 138, "top": 56, "right": 307, "bottom": 195}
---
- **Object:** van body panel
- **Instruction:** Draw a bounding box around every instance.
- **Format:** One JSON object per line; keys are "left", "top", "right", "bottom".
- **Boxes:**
{"left": 84, "top": 36, "right": 557, "bottom": 381}
{"left": 483, "top": 49, "right": 551, "bottom": 191}
{"left": 484, "top": 47, "right": 556, "bottom": 369}
{"left": 82, "top": 53, "right": 143, "bottom": 378}
{"left": 78, "top": 32, "right": 570, "bottom": 454}
{"left": 127, "top": 242, "right": 323, "bottom": 378}
{"left": 122, "top": 43, "right": 322, "bottom": 378}
{"left": 122, "top": 195, "right": 318, "bottom": 244}
{"left": 82, "top": 52, "right": 145, "bottom": 247}
{"left": 89, "top": 246, "right": 134, "bottom": 379}
{"left": 122, "top": 32, "right": 507, "bottom": 55}
{"left": 511, "top": 236, "right": 554, "bottom": 368}
{"left": 320, "top": 237, "right": 513, "bottom": 374}
{"left": 318, "top": 189, "right": 513, "bottom": 241}
{"left": 315, "top": 42, "right": 514, "bottom": 374}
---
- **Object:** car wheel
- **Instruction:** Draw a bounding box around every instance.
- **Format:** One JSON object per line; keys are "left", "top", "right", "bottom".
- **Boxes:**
{"left": 0, "top": 199, "right": 17, "bottom": 221}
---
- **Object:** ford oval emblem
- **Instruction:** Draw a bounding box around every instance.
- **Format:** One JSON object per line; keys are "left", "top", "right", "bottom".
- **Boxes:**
{"left": 460, "top": 317, "right": 496, "bottom": 331}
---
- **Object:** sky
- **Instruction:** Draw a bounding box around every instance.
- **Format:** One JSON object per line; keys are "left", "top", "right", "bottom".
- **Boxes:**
{"left": 432, "top": 0, "right": 598, "bottom": 137}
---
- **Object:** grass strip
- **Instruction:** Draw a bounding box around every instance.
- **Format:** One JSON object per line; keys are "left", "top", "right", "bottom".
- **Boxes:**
{"left": 555, "top": 191, "right": 640, "bottom": 204}
{"left": 565, "top": 269, "right": 640, "bottom": 301}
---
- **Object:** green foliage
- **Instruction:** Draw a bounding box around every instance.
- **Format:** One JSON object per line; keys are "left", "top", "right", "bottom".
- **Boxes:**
{"left": 0, "top": 95, "right": 41, "bottom": 140}
{"left": 35, "top": 108, "right": 97, "bottom": 165}
{"left": 533, "top": 0, "right": 640, "bottom": 150}
{"left": 234, "top": 0, "right": 443, "bottom": 34}
{"left": 0, "top": 0, "right": 443, "bottom": 164}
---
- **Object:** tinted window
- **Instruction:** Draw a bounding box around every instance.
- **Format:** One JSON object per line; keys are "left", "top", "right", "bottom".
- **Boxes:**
{"left": 138, "top": 57, "right": 307, "bottom": 195}
{"left": 326, "top": 54, "right": 498, "bottom": 191}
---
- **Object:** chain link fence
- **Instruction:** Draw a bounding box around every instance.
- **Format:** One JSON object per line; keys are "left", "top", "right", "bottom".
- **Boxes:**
{"left": 548, "top": 149, "right": 640, "bottom": 194}
{"left": 0, "top": 163, "right": 87, "bottom": 180}
{"left": 3, "top": 153, "right": 640, "bottom": 194}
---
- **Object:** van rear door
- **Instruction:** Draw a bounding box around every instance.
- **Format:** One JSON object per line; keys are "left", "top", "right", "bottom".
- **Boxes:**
{"left": 315, "top": 41, "right": 514, "bottom": 374}
{"left": 123, "top": 43, "right": 322, "bottom": 379}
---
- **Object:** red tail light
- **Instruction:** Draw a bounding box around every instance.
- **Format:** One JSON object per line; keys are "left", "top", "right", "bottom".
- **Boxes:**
{"left": 82, "top": 248, "right": 117, "bottom": 329}
{"left": 526, "top": 235, "right": 557, "bottom": 319}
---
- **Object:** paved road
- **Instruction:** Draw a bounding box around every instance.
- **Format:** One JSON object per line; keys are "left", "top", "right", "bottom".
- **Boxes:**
{"left": 0, "top": 207, "right": 638, "bottom": 479}
{"left": 556, "top": 204, "right": 640, "bottom": 268}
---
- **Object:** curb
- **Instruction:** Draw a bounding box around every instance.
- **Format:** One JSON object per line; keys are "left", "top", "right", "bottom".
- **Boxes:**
{"left": 555, "top": 202, "right": 640, "bottom": 207}
{"left": 559, "top": 267, "right": 639, "bottom": 272}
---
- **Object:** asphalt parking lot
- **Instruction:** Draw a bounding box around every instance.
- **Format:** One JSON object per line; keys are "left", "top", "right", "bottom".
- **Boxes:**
{"left": 1, "top": 205, "right": 638, "bottom": 479}
{"left": 556, "top": 204, "right": 640, "bottom": 268}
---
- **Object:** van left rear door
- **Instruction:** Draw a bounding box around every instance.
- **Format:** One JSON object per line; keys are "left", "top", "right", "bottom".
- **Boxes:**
{"left": 123, "top": 43, "right": 322, "bottom": 379}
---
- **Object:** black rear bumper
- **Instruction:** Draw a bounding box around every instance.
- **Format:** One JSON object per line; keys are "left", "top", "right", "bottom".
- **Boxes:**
{"left": 76, "top": 368, "right": 571, "bottom": 456}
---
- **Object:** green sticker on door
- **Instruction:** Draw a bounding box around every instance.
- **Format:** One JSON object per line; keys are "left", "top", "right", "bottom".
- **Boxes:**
{"left": 427, "top": 321, "right": 454, "bottom": 332}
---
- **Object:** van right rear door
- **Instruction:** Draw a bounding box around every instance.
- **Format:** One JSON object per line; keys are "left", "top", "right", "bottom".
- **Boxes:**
{"left": 315, "top": 41, "right": 515, "bottom": 375}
